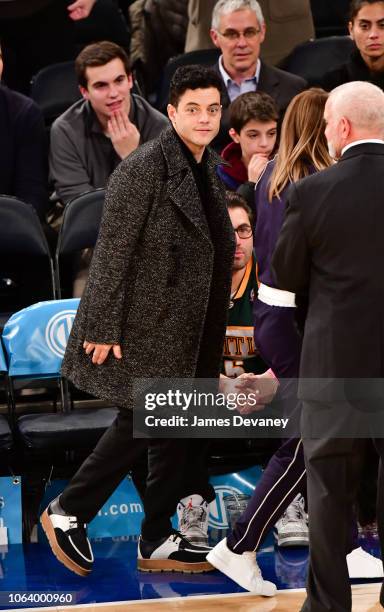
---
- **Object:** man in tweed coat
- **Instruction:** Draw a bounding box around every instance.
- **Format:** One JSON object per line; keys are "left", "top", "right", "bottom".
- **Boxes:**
{"left": 41, "top": 66, "right": 236, "bottom": 576}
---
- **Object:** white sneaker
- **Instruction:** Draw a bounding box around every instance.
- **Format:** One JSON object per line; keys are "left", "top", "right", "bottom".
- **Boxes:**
{"left": 207, "top": 538, "right": 277, "bottom": 595}
{"left": 177, "top": 494, "right": 209, "bottom": 547}
{"left": 346, "top": 546, "right": 384, "bottom": 579}
{"left": 275, "top": 494, "right": 309, "bottom": 547}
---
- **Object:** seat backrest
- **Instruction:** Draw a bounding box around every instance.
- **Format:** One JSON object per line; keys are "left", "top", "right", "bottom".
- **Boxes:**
{"left": 57, "top": 189, "right": 105, "bottom": 256}
{"left": 156, "top": 48, "right": 221, "bottom": 112}
{"left": 280, "top": 36, "right": 355, "bottom": 86}
{"left": 30, "top": 61, "right": 81, "bottom": 126}
{"left": 0, "top": 195, "right": 52, "bottom": 256}
{"left": 0, "top": 196, "right": 56, "bottom": 322}
{"left": 2, "top": 299, "right": 80, "bottom": 378}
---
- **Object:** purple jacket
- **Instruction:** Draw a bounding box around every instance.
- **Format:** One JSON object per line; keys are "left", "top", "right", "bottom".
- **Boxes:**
{"left": 254, "top": 158, "right": 315, "bottom": 288}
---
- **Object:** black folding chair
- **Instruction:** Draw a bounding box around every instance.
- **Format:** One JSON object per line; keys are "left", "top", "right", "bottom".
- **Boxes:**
{"left": 55, "top": 189, "right": 105, "bottom": 298}
{"left": 30, "top": 61, "right": 81, "bottom": 128}
{"left": 0, "top": 195, "right": 56, "bottom": 329}
{"left": 156, "top": 48, "right": 221, "bottom": 112}
{"left": 279, "top": 36, "right": 354, "bottom": 86}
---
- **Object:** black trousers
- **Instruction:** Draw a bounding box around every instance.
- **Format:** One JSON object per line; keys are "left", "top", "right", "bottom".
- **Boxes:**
{"left": 60, "top": 408, "right": 215, "bottom": 540}
{"left": 301, "top": 400, "right": 384, "bottom": 612}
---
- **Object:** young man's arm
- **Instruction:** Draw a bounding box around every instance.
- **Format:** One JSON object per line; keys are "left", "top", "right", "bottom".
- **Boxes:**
{"left": 49, "top": 119, "right": 95, "bottom": 205}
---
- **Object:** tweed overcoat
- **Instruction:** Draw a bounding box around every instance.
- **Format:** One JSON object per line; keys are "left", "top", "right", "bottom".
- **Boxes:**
{"left": 62, "top": 126, "right": 236, "bottom": 408}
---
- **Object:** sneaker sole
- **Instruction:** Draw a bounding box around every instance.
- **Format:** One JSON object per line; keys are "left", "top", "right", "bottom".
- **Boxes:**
{"left": 40, "top": 509, "right": 91, "bottom": 577}
{"left": 275, "top": 536, "right": 309, "bottom": 548}
{"left": 137, "top": 558, "right": 214, "bottom": 573}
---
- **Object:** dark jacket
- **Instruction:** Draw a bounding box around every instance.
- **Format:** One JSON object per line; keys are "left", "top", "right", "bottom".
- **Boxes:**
{"left": 0, "top": 84, "right": 48, "bottom": 218}
{"left": 129, "top": 0, "right": 188, "bottom": 95}
{"left": 62, "top": 126, "right": 236, "bottom": 408}
{"left": 272, "top": 142, "right": 384, "bottom": 400}
{"left": 50, "top": 93, "right": 169, "bottom": 204}
{"left": 321, "top": 48, "right": 384, "bottom": 92}
{"left": 212, "top": 60, "right": 307, "bottom": 151}
{"left": 218, "top": 141, "right": 248, "bottom": 190}
{"left": 217, "top": 141, "right": 256, "bottom": 207}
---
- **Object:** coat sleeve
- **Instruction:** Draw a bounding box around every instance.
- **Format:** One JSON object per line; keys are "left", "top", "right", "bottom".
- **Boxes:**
{"left": 49, "top": 118, "right": 94, "bottom": 205}
{"left": 82, "top": 150, "right": 156, "bottom": 344}
{"left": 271, "top": 183, "right": 310, "bottom": 294}
{"left": 14, "top": 100, "right": 48, "bottom": 219}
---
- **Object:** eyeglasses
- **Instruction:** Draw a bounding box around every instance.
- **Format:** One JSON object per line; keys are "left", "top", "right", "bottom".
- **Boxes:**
{"left": 234, "top": 225, "right": 253, "bottom": 239}
{"left": 218, "top": 27, "right": 261, "bottom": 41}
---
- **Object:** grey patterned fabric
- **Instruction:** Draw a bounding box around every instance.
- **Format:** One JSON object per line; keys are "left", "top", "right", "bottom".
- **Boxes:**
{"left": 62, "top": 126, "right": 236, "bottom": 408}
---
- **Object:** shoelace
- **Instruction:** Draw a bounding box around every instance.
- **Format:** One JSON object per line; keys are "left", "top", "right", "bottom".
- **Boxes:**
{"left": 68, "top": 517, "right": 86, "bottom": 533}
{"left": 281, "top": 498, "right": 306, "bottom": 524}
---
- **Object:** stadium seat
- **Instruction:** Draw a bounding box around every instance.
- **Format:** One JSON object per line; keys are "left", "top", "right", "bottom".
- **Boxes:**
{"left": 0, "top": 195, "right": 56, "bottom": 329}
{"left": 55, "top": 188, "right": 105, "bottom": 298}
{"left": 156, "top": 48, "right": 221, "bottom": 112}
{"left": 2, "top": 299, "right": 117, "bottom": 452}
{"left": 279, "top": 36, "right": 355, "bottom": 86}
{"left": 30, "top": 61, "right": 81, "bottom": 128}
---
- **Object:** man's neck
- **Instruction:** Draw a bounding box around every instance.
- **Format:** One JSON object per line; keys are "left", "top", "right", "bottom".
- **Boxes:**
{"left": 178, "top": 135, "right": 206, "bottom": 162}
{"left": 231, "top": 267, "right": 246, "bottom": 294}
{"left": 222, "top": 60, "right": 258, "bottom": 85}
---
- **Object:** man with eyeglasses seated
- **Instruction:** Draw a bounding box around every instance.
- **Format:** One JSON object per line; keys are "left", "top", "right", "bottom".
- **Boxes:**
{"left": 209, "top": 0, "right": 307, "bottom": 151}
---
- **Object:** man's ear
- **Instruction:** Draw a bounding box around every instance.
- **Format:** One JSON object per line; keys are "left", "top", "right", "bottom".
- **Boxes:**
{"left": 229, "top": 128, "right": 240, "bottom": 143}
{"left": 340, "top": 116, "right": 351, "bottom": 141}
{"left": 79, "top": 85, "right": 89, "bottom": 100}
{"left": 210, "top": 28, "right": 221, "bottom": 49}
{"left": 348, "top": 21, "right": 354, "bottom": 39}
{"left": 167, "top": 103, "right": 176, "bottom": 123}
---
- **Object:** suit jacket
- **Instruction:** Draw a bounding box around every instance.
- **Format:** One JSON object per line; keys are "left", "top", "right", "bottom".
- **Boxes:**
{"left": 272, "top": 143, "right": 384, "bottom": 400}
{"left": 62, "top": 126, "right": 235, "bottom": 408}
{"left": 212, "top": 60, "right": 307, "bottom": 151}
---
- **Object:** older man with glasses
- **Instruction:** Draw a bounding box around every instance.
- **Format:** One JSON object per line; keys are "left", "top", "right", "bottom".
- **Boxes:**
{"left": 209, "top": 0, "right": 308, "bottom": 150}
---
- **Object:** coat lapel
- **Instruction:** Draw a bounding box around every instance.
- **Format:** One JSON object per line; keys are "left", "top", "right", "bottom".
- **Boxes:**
{"left": 160, "top": 127, "right": 213, "bottom": 243}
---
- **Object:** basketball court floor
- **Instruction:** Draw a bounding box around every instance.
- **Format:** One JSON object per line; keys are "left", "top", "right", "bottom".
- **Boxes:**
{"left": 0, "top": 528, "right": 381, "bottom": 611}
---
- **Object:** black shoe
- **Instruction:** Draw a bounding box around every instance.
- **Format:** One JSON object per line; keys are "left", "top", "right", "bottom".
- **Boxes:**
{"left": 137, "top": 530, "right": 213, "bottom": 573}
{"left": 40, "top": 497, "right": 93, "bottom": 577}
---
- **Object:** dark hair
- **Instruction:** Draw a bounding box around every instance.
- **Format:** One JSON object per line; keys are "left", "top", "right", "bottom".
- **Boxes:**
{"left": 168, "top": 65, "right": 223, "bottom": 107}
{"left": 229, "top": 91, "right": 278, "bottom": 134}
{"left": 226, "top": 190, "right": 253, "bottom": 224}
{"left": 75, "top": 41, "right": 131, "bottom": 88}
{"left": 349, "top": 0, "right": 384, "bottom": 21}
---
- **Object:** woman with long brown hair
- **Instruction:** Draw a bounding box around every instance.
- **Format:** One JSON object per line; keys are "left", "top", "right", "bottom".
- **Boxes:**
{"left": 208, "top": 89, "right": 380, "bottom": 591}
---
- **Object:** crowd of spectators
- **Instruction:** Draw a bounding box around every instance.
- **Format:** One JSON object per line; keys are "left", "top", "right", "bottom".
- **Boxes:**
{"left": 0, "top": 0, "right": 383, "bottom": 298}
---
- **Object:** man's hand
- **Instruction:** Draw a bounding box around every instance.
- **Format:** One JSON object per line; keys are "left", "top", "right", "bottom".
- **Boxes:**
{"left": 83, "top": 340, "right": 122, "bottom": 365}
{"left": 107, "top": 111, "right": 140, "bottom": 159}
{"left": 247, "top": 154, "right": 269, "bottom": 183}
{"left": 235, "top": 370, "right": 279, "bottom": 414}
{"left": 67, "top": 0, "right": 96, "bottom": 21}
